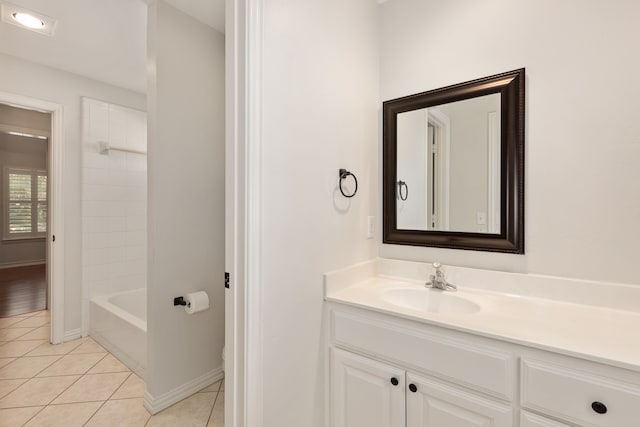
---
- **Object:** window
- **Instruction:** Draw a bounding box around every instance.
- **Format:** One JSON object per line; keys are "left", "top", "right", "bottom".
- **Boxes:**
{"left": 3, "top": 167, "right": 47, "bottom": 239}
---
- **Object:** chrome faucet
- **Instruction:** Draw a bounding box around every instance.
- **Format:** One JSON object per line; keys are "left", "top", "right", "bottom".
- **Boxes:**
{"left": 426, "top": 262, "right": 457, "bottom": 291}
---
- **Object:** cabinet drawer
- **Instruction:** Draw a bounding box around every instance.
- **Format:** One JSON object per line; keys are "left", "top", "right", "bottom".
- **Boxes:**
{"left": 521, "top": 358, "right": 640, "bottom": 427}
{"left": 330, "top": 309, "right": 514, "bottom": 400}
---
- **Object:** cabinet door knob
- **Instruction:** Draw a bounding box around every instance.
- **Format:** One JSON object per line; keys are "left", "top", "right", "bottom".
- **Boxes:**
{"left": 591, "top": 401, "right": 607, "bottom": 414}
{"left": 390, "top": 377, "right": 399, "bottom": 386}
{"left": 409, "top": 384, "right": 417, "bottom": 393}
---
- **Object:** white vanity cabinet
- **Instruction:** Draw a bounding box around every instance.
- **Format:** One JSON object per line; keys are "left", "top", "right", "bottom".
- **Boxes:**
{"left": 331, "top": 347, "right": 512, "bottom": 427}
{"left": 329, "top": 304, "right": 516, "bottom": 427}
{"left": 328, "top": 303, "right": 640, "bottom": 427}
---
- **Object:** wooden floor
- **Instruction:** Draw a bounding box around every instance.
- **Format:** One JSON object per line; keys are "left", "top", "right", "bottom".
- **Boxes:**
{"left": 0, "top": 264, "right": 47, "bottom": 318}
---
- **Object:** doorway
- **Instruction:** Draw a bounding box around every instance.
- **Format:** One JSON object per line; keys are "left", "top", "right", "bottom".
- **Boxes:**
{"left": 0, "top": 103, "right": 50, "bottom": 317}
{"left": 426, "top": 108, "right": 451, "bottom": 231}
{"left": 0, "top": 91, "right": 64, "bottom": 344}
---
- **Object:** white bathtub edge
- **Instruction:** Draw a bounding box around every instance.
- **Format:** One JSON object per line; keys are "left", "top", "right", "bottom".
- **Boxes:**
{"left": 90, "top": 328, "right": 147, "bottom": 381}
{"left": 90, "top": 292, "right": 147, "bottom": 379}
{"left": 143, "top": 365, "right": 224, "bottom": 415}
{"left": 92, "top": 291, "right": 147, "bottom": 332}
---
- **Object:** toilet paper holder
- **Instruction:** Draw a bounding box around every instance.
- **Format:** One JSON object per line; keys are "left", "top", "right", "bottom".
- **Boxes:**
{"left": 173, "top": 291, "right": 209, "bottom": 314}
{"left": 174, "top": 296, "right": 190, "bottom": 307}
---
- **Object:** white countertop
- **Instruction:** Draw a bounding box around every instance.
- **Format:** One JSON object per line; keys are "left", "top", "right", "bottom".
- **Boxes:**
{"left": 324, "top": 259, "right": 640, "bottom": 372}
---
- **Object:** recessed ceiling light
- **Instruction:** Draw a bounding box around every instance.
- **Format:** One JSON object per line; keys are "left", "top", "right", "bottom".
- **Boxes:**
{"left": 1, "top": 3, "right": 57, "bottom": 36}
{"left": 12, "top": 12, "right": 44, "bottom": 29}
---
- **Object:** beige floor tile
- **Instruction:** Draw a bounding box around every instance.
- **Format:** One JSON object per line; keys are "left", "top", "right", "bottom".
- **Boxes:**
{"left": 69, "top": 338, "right": 106, "bottom": 354}
{"left": 87, "top": 354, "right": 130, "bottom": 374}
{"left": 220, "top": 379, "right": 224, "bottom": 391}
{"left": 0, "top": 376, "right": 79, "bottom": 408}
{"left": 199, "top": 380, "right": 221, "bottom": 393}
{"left": 16, "top": 327, "right": 50, "bottom": 341}
{"left": 37, "top": 353, "right": 105, "bottom": 377}
{"left": 0, "top": 379, "right": 27, "bottom": 400}
{"left": 207, "top": 391, "right": 224, "bottom": 427}
{"left": 0, "top": 358, "right": 16, "bottom": 369}
{"left": 53, "top": 372, "right": 129, "bottom": 404}
{"left": 85, "top": 398, "right": 150, "bottom": 427}
{"left": 147, "top": 392, "right": 216, "bottom": 427}
{"left": 0, "top": 406, "right": 43, "bottom": 427}
{"left": 0, "top": 340, "right": 47, "bottom": 358}
{"left": 0, "top": 317, "right": 27, "bottom": 329}
{"left": 0, "top": 328, "right": 35, "bottom": 342}
{"left": 10, "top": 317, "right": 49, "bottom": 329}
{"left": 0, "top": 356, "right": 60, "bottom": 380}
{"left": 24, "top": 401, "right": 102, "bottom": 427}
{"left": 111, "top": 374, "right": 145, "bottom": 399}
{"left": 25, "top": 339, "right": 84, "bottom": 357}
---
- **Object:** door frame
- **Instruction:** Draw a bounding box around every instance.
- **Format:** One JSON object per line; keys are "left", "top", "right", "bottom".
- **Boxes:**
{"left": 226, "top": 0, "right": 264, "bottom": 425}
{"left": 426, "top": 108, "right": 450, "bottom": 231}
{"left": 486, "top": 111, "right": 500, "bottom": 234}
{"left": 0, "top": 91, "right": 65, "bottom": 344}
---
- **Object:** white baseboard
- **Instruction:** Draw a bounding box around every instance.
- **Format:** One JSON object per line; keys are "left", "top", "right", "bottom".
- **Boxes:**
{"left": 0, "top": 260, "right": 46, "bottom": 269}
{"left": 63, "top": 328, "right": 82, "bottom": 342}
{"left": 143, "top": 366, "right": 224, "bottom": 415}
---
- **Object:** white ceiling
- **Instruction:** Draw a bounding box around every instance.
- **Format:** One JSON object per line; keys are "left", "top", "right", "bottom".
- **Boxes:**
{"left": 0, "top": 0, "right": 224, "bottom": 94}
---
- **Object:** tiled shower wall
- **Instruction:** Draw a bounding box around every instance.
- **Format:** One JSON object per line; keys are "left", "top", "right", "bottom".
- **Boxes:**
{"left": 81, "top": 98, "right": 147, "bottom": 331}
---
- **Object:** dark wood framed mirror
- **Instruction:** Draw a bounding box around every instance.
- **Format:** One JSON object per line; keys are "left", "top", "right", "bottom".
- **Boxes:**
{"left": 383, "top": 69, "right": 525, "bottom": 253}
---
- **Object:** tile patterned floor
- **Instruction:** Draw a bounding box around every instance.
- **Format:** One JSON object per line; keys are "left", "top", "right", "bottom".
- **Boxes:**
{"left": 0, "top": 310, "right": 224, "bottom": 427}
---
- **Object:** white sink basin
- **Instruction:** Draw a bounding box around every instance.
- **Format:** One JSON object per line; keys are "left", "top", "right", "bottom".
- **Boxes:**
{"left": 382, "top": 288, "right": 481, "bottom": 314}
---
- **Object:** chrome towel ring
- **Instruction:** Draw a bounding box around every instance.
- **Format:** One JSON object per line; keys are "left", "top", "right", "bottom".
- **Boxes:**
{"left": 339, "top": 169, "right": 358, "bottom": 198}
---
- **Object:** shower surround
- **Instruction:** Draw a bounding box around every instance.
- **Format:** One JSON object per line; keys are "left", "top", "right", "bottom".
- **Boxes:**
{"left": 81, "top": 97, "right": 147, "bottom": 372}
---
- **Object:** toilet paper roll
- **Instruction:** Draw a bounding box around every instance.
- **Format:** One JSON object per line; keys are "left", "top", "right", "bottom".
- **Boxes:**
{"left": 184, "top": 291, "right": 209, "bottom": 314}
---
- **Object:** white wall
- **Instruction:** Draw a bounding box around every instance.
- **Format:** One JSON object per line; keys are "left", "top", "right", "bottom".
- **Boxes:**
{"left": 260, "top": 0, "right": 379, "bottom": 425}
{"left": 378, "top": 0, "right": 640, "bottom": 285}
{"left": 0, "top": 104, "right": 51, "bottom": 131}
{"left": 146, "top": 0, "right": 225, "bottom": 407}
{"left": 447, "top": 94, "right": 500, "bottom": 232}
{"left": 81, "top": 98, "right": 147, "bottom": 330}
{"left": 0, "top": 53, "right": 145, "bottom": 335}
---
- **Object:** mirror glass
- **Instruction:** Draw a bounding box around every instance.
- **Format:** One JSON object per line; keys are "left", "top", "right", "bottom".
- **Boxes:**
{"left": 383, "top": 69, "right": 525, "bottom": 253}
{"left": 396, "top": 93, "right": 501, "bottom": 233}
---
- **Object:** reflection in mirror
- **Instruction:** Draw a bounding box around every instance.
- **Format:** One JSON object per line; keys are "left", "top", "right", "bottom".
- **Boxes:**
{"left": 383, "top": 68, "right": 525, "bottom": 253}
{"left": 396, "top": 94, "right": 501, "bottom": 234}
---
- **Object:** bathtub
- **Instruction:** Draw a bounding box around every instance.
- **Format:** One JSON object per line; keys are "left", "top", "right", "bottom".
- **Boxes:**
{"left": 90, "top": 288, "right": 146, "bottom": 379}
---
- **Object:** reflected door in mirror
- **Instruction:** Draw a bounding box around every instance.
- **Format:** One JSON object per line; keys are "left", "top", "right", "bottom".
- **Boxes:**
{"left": 396, "top": 94, "right": 501, "bottom": 234}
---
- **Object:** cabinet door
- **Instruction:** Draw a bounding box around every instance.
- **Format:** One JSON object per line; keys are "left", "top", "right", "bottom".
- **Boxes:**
{"left": 521, "top": 411, "right": 572, "bottom": 427}
{"left": 406, "top": 373, "right": 512, "bottom": 427}
{"left": 332, "top": 348, "right": 405, "bottom": 427}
